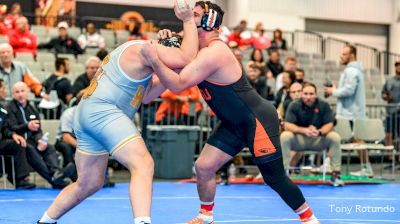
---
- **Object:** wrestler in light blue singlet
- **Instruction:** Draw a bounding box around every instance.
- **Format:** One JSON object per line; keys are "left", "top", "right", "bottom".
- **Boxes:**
{"left": 73, "top": 40, "right": 152, "bottom": 156}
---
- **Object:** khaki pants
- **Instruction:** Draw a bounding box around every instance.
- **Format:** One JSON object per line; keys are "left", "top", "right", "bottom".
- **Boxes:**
{"left": 280, "top": 131, "right": 342, "bottom": 172}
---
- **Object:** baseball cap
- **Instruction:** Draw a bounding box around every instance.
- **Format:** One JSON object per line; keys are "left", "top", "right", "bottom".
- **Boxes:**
{"left": 57, "top": 21, "right": 69, "bottom": 29}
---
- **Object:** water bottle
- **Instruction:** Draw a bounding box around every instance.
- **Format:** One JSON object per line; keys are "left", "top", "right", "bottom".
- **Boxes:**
{"left": 41, "top": 132, "right": 49, "bottom": 143}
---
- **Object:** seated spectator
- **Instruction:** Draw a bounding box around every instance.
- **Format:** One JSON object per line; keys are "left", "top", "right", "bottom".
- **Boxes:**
{"left": 96, "top": 48, "right": 109, "bottom": 60}
{"left": 283, "top": 82, "right": 303, "bottom": 115}
{"left": 8, "top": 16, "right": 38, "bottom": 57}
{"left": 281, "top": 83, "right": 343, "bottom": 186}
{"left": 0, "top": 78, "right": 35, "bottom": 189}
{"left": 42, "top": 57, "right": 73, "bottom": 118}
{"left": 55, "top": 105, "right": 114, "bottom": 187}
{"left": 270, "top": 28, "right": 287, "bottom": 51}
{"left": 246, "top": 64, "right": 273, "bottom": 101}
{"left": 227, "top": 26, "right": 247, "bottom": 49}
{"left": 276, "top": 56, "right": 297, "bottom": 91}
{"left": 156, "top": 87, "right": 200, "bottom": 125}
{"left": 72, "top": 56, "right": 100, "bottom": 99}
{"left": 275, "top": 70, "right": 296, "bottom": 116}
{"left": 38, "top": 21, "right": 83, "bottom": 56}
{"left": 0, "top": 43, "right": 46, "bottom": 98}
{"left": 246, "top": 22, "right": 271, "bottom": 50}
{"left": 77, "top": 22, "right": 105, "bottom": 50}
{"left": 266, "top": 50, "right": 284, "bottom": 79}
{"left": 3, "top": 3, "right": 22, "bottom": 31}
{"left": 0, "top": 5, "right": 8, "bottom": 35}
{"left": 127, "top": 20, "right": 148, "bottom": 41}
{"left": 295, "top": 68, "right": 306, "bottom": 84}
{"left": 246, "top": 48, "right": 267, "bottom": 73}
{"left": 6, "top": 82, "right": 76, "bottom": 189}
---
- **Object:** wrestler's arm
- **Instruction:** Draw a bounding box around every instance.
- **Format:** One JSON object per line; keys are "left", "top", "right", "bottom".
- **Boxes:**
{"left": 144, "top": 45, "right": 218, "bottom": 93}
{"left": 142, "top": 75, "right": 166, "bottom": 104}
{"left": 155, "top": 2, "right": 198, "bottom": 69}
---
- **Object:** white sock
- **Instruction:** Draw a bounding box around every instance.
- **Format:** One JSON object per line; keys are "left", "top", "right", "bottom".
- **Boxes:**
{"left": 39, "top": 212, "right": 57, "bottom": 223}
{"left": 134, "top": 216, "right": 151, "bottom": 224}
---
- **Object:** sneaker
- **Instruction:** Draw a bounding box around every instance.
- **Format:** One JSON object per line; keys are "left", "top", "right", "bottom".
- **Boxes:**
{"left": 300, "top": 215, "right": 320, "bottom": 224}
{"left": 51, "top": 162, "right": 76, "bottom": 185}
{"left": 16, "top": 179, "right": 36, "bottom": 189}
{"left": 36, "top": 221, "right": 56, "bottom": 224}
{"left": 350, "top": 168, "right": 374, "bottom": 178}
{"left": 187, "top": 209, "right": 214, "bottom": 224}
{"left": 219, "top": 172, "right": 228, "bottom": 186}
{"left": 330, "top": 172, "right": 344, "bottom": 187}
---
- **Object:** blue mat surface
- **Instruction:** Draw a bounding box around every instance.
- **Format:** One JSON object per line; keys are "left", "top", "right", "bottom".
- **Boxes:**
{"left": 1, "top": 182, "right": 400, "bottom": 223}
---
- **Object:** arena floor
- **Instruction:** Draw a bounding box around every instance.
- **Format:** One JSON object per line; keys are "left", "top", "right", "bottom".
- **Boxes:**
{"left": 1, "top": 182, "right": 400, "bottom": 224}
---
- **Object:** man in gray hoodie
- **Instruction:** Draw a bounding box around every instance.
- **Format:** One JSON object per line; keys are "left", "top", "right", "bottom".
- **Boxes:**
{"left": 324, "top": 45, "right": 372, "bottom": 177}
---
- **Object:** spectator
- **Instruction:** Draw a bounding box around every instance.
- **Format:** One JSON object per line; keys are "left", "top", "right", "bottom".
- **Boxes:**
{"left": 0, "top": 43, "right": 45, "bottom": 98}
{"left": 77, "top": 22, "right": 105, "bottom": 50}
{"left": 246, "top": 22, "right": 271, "bottom": 50}
{"left": 156, "top": 87, "right": 200, "bottom": 125}
{"left": 266, "top": 49, "right": 284, "bottom": 79}
{"left": 246, "top": 48, "right": 267, "bottom": 73}
{"left": 42, "top": 57, "right": 73, "bottom": 104}
{"left": 127, "top": 20, "right": 148, "bottom": 41}
{"left": 275, "top": 70, "right": 296, "bottom": 116}
{"left": 0, "top": 78, "right": 36, "bottom": 189}
{"left": 38, "top": 21, "right": 83, "bottom": 56}
{"left": 96, "top": 48, "right": 109, "bottom": 60}
{"left": 246, "top": 64, "right": 273, "bottom": 101}
{"left": 324, "top": 45, "right": 370, "bottom": 177}
{"left": 72, "top": 56, "right": 100, "bottom": 99}
{"left": 270, "top": 28, "right": 287, "bottom": 51}
{"left": 227, "top": 26, "right": 247, "bottom": 49}
{"left": 8, "top": 16, "right": 38, "bottom": 57}
{"left": 382, "top": 61, "right": 400, "bottom": 159}
{"left": 42, "top": 57, "right": 73, "bottom": 118}
{"left": 283, "top": 82, "right": 303, "bottom": 115}
{"left": 3, "top": 3, "right": 22, "bottom": 31}
{"left": 6, "top": 82, "right": 76, "bottom": 189}
{"left": 0, "top": 5, "right": 8, "bottom": 35}
{"left": 281, "top": 82, "right": 343, "bottom": 186}
{"left": 295, "top": 68, "right": 306, "bottom": 84}
{"left": 276, "top": 56, "right": 297, "bottom": 91}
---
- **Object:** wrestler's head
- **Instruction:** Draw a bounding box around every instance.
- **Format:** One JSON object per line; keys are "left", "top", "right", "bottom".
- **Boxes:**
{"left": 194, "top": 1, "right": 224, "bottom": 32}
{"left": 158, "top": 34, "right": 183, "bottom": 48}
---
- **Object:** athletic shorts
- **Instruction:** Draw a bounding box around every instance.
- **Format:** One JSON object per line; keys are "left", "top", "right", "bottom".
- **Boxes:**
{"left": 73, "top": 97, "right": 141, "bottom": 156}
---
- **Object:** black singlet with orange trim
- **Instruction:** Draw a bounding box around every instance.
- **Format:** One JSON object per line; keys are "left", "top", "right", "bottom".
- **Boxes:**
{"left": 197, "top": 74, "right": 282, "bottom": 164}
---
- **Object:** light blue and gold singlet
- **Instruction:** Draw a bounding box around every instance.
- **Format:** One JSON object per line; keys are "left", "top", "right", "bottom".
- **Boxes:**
{"left": 73, "top": 40, "right": 152, "bottom": 156}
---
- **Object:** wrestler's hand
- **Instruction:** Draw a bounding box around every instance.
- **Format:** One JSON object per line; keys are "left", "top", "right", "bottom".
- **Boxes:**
{"left": 141, "top": 41, "right": 159, "bottom": 65}
{"left": 157, "top": 29, "right": 174, "bottom": 40}
{"left": 174, "top": 0, "right": 193, "bottom": 22}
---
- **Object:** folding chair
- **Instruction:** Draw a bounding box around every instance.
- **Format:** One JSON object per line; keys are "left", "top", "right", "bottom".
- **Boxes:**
{"left": 1, "top": 155, "right": 16, "bottom": 189}
{"left": 353, "top": 118, "right": 395, "bottom": 179}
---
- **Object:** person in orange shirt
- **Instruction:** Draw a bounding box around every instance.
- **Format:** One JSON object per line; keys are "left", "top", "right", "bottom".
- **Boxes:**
{"left": 155, "top": 86, "right": 200, "bottom": 125}
{"left": 181, "top": 86, "right": 202, "bottom": 125}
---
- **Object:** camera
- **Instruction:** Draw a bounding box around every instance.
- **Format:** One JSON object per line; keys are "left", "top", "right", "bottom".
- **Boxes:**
{"left": 323, "top": 79, "right": 333, "bottom": 98}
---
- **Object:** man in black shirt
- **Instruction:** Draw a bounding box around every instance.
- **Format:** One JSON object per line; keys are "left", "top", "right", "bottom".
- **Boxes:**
{"left": 42, "top": 57, "right": 73, "bottom": 118}
{"left": 0, "top": 79, "right": 35, "bottom": 189}
{"left": 281, "top": 82, "right": 343, "bottom": 186}
{"left": 267, "top": 49, "right": 284, "bottom": 79}
{"left": 72, "top": 56, "right": 100, "bottom": 99}
{"left": 38, "top": 21, "right": 83, "bottom": 56}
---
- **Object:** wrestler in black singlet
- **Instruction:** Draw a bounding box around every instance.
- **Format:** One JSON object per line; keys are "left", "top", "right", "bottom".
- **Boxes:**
{"left": 197, "top": 74, "right": 282, "bottom": 164}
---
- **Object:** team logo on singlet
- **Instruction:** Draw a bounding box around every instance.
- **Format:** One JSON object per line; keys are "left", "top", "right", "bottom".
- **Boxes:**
{"left": 200, "top": 88, "right": 212, "bottom": 101}
{"left": 131, "top": 85, "right": 145, "bottom": 109}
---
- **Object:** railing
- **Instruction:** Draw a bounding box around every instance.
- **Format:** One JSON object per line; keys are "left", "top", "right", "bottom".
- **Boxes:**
{"left": 293, "top": 30, "right": 324, "bottom": 55}
{"left": 323, "top": 37, "right": 348, "bottom": 64}
{"left": 380, "top": 51, "right": 400, "bottom": 75}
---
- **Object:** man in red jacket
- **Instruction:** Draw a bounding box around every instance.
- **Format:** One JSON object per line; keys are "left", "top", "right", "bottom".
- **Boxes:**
{"left": 8, "top": 16, "right": 38, "bottom": 57}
